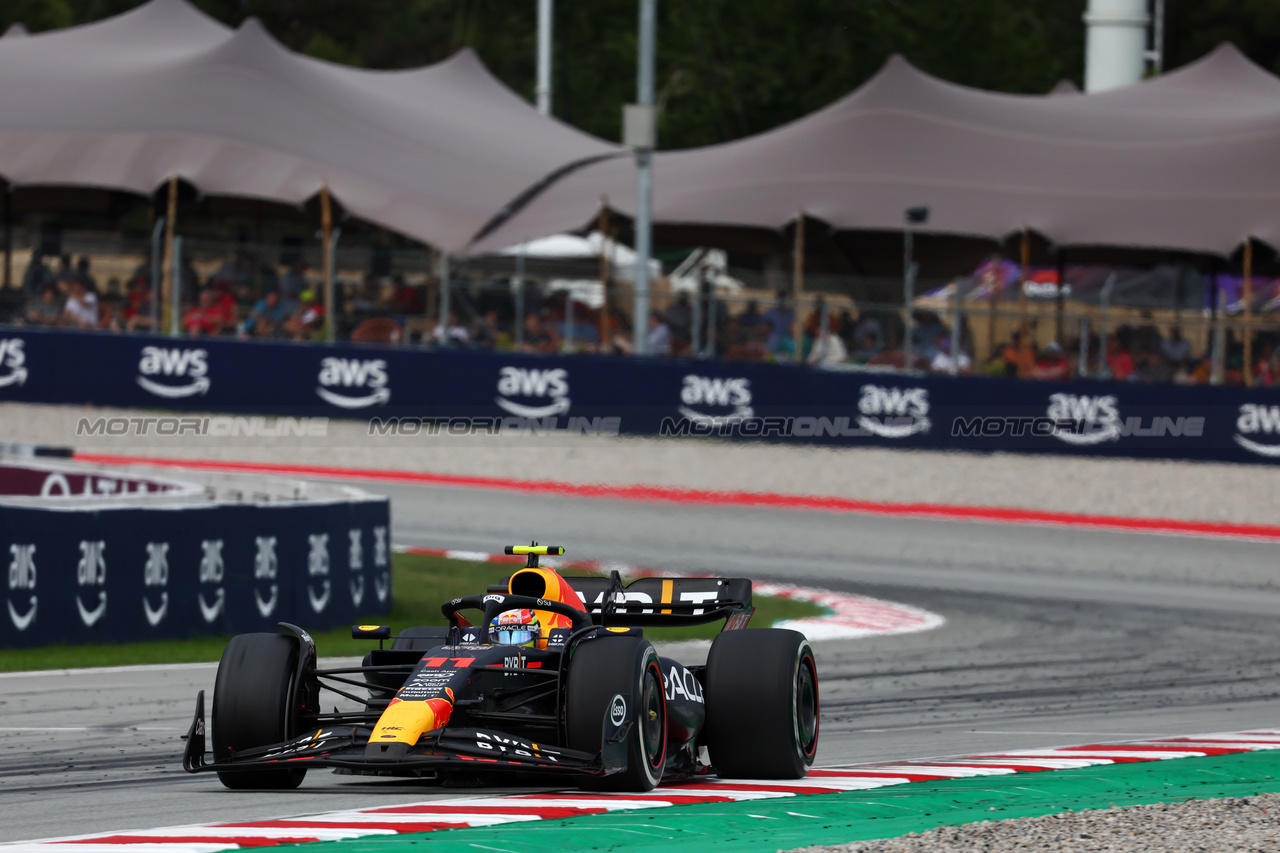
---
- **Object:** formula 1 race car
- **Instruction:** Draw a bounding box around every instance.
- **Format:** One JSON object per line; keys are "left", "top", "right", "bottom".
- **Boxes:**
{"left": 182, "top": 545, "right": 819, "bottom": 791}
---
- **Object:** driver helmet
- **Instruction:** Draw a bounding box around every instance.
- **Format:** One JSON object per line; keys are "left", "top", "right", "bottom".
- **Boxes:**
{"left": 490, "top": 608, "right": 541, "bottom": 647}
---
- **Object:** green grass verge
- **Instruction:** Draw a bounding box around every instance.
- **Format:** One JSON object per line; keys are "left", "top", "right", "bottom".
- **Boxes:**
{"left": 263, "top": 751, "right": 1280, "bottom": 853}
{"left": 0, "top": 553, "right": 825, "bottom": 672}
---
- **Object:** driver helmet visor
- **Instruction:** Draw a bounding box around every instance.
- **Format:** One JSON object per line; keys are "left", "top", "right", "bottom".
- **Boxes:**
{"left": 493, "top": 627, "right": 537, "bottom": 646}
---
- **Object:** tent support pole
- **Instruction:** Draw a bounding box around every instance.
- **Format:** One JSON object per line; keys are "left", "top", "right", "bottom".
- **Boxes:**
{"left": 149, "top": 216, "right": 165, "bottom": 332}
{"left": 2, "top": 185, "right": 11, "bottom": 291}
{"left": 903, "top": 226, "right": 915, "bottom": 368}
{"left": 1018, "top": 227, "right": 1030, "bottom": 375}
{"left": 1211, "top": 285, "right": 1225, "bottom": 386}
{"left": 1097, "top": 273, "right": 1114, "bottom": 379}
{"left": 170, "top": 236, "right": 183, "bottom": 337}
{"left": 514, "top": 244, "right": 525, "bottom": 349}
{"left": 949, "top": 275, "right": 963, "bottom": 375}
{"left": 321, "top": 183, "right": 334, "bottom": 343}
{"left": 1054, "top": 247, "right": 1065, "bottom": 345}
{"left": 1079, "top": 317, "right": 1091, "bottom": 378}
{"left": 161, "top": 174, "right": 178, "bottom": 336}
{"left": 986, "top": 252, "right": 999, "bottom": 365}
{"left": 793, "top": 211, "right": 804, "bottom": 364}
{"left": 1243, "top": 236, "right": 1253, "bottom": 386}
{"left": 437, "top": 250, "right": 451, "bottom": 347}
{"left": 599, "top": 201, "right": 611, "bottom": 353}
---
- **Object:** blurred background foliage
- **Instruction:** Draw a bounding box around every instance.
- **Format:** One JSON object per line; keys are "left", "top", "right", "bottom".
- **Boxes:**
{"left": 4, "top": 1, "right": 1279, "bottom": 149}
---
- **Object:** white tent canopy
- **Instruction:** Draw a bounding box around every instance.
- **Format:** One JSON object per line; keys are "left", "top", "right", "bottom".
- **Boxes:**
{"left": 0, "top": 0, "right": 623, "bottom": 253}
{"left": 472, "top": 44, "right": 1280, "bottom": 258}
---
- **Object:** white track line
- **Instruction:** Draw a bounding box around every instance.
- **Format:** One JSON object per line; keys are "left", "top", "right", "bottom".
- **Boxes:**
{"left": 7, "top": 729, "right": 1279, "bottom": 851}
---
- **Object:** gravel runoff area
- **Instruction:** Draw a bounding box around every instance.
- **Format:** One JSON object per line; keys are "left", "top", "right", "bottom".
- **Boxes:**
{"left": 789, "top": 793, "right": 1280, "bottom": 853}
{"left": 3, "top": 401, "right": 1278, "bottom": 525}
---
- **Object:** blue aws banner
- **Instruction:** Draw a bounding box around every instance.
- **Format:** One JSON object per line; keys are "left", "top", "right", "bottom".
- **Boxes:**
{"left": 0, "top": 327, "right": 1278, "bottom": 463}
{"left": 0, "top": 496, "right": 391, "bottom": 649}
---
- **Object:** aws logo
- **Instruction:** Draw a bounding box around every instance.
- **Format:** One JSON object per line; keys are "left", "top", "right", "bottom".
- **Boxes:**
{"left": 317, "top": 358, "right": 390, "bottom": 408}
{"left": 198, "top": 539, "right": 225, "bottom": 624}
{"left": 496, "top": 367, "right": 571, "bottom": 417}
{"left": 254, "top": 536, "right": 278, "bottom": 618}
{"left": 0, "top": 339, "right": 28, "bottom": 388}
{"left": 137, "top": 347, "right": 209, "bottom": 398}
{"left": 1235, "top": 404, "right": 1280, "bottom": 457}
{"left": 1046, "top": 393, "right": 1122, "bottom": 445}
{"left": 76, "top": 540, "right": 107, "bottom": 627}
{"left": 307, "top": 533, "right": 331, "bottom": 613}
{"left": 857, "top": 385, "right": 931, "bottom": 438}
{"left": 7, "top": 543, "right": 36, "bottom": 632}
{"left": 679, "top": 375, "right": 753, "bottom": 424}
{"left": 143, "top": 541, "right": 169, "bottom": 627}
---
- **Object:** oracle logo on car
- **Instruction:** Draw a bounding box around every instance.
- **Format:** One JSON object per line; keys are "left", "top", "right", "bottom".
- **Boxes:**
{"left": 0, "top": 338, "right": 28, "bottom": 388}
{"left": 679, "top": 375, "right": 753, "bottom": 424}
{"left": 1235, "top": 404, "right": 1280, "bottom": 457}
{"left": 316, "top": 358, "right": 390, "bottom": 408}
{"left": 136, "top": 347, "right": 209, "bottom": 398}
{"left": 496, "top": 366, "right": 571, "bottom": 417}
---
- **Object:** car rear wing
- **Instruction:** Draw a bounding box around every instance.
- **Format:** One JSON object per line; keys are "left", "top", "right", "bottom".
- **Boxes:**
{"left": 564, "top": 573, "right": 755, "bottom": 629}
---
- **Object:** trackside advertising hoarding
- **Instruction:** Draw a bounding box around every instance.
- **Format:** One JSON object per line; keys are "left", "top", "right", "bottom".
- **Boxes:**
{"left": 0, "top": 328, "right": 1278, "bottom": 463}
{"left": 0, "top": 497, "right": 391, "bottom": 648}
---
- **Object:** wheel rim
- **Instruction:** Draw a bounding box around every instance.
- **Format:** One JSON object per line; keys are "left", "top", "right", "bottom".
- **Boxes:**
{"left": 795, "top": 653, "right": 818, "bottom": 758}
{"left": 641, "top": 662, "right": 665, "bottom": 771}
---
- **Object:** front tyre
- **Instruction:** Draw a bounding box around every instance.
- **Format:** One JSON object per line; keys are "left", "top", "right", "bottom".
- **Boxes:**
{"left": 211, "top": 632, "right": 307, "bottom": 790}
{"left": 703, "top": 629, "right": 819, "bottom": 778}
{"left": 565, "top": 636, "right": 667, "bottom": 791}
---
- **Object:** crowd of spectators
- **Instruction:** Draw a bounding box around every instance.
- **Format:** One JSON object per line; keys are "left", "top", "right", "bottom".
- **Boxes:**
{"left": 17, "top": 250, "right": 328, "bottom": 341}
{"left": 14, "top": 252, "right": 1262, "bottom": 385}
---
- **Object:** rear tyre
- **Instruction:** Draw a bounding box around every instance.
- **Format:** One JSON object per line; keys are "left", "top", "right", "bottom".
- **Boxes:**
{"left": 703, "top": 629, "right": 818, "bottom": 778}
{"left": 211, "top": 632, "right": 307, "bottom": 790}
{"left": 565, "top": 636, "right": 667, "bottom": 792}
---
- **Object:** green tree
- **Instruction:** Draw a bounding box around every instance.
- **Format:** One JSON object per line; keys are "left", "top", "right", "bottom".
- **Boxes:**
{"left": 10, "top": 0, "right": 1280, "bottom": 150}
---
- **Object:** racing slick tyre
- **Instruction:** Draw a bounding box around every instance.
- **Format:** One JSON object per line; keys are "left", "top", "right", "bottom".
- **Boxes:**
{"left": 565, "top": 636, "right": 667, "bottom": 792}
{"left": 211, "top": 632, "right": 307, "bottom": 790}
{"left": 703, "top": 629, "right": 818, "bottom": 778}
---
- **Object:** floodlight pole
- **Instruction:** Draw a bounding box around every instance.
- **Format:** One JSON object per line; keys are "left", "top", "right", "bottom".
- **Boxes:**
{"left": 536, "top": 0, "right": 553, "bottom": 115}
{"left": 630, "top": 0, "right": 658, "bottom": 357}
